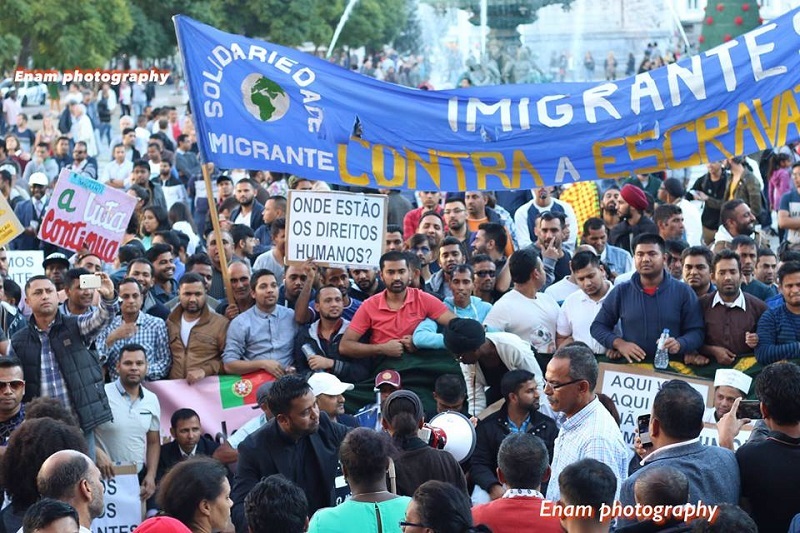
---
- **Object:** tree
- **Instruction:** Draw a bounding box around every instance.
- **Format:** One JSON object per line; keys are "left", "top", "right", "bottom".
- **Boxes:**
{"left": 394, "top": 0, "right": 424, "bottom": 55}
{"left": 699, "top": 1, "right": 761, "bottom": 52}
{"left": 0, "top": 0, "right": 133, "bottom": 69}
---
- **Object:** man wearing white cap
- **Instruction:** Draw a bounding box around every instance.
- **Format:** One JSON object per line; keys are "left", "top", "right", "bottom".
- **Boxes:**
{"left": 308, "top": 373, "right": 358, "bottom": 428}
{"left": 703, "top": 369, "right": 752, "bottom": 423}
{"left": 10, "top": 171, "right": 50, "bottom": 252}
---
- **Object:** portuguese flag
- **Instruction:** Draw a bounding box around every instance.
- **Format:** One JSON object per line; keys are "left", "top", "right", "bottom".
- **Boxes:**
{"left": 218, "top": 370, "right": 275, "bottom": 409}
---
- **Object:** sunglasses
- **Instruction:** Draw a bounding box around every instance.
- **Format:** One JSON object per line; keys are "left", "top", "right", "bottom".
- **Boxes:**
{"left": 0, "top": 380, "right": 24, "bottom": 392}
{"left": 475, "top": 270, "right": 496, "bottom": 278}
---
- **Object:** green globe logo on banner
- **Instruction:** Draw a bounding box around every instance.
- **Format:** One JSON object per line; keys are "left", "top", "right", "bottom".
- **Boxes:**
{"left": 241, "top": 73, "right": 290, "bottom": 122}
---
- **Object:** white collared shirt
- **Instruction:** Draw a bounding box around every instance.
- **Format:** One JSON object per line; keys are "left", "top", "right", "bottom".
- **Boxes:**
{"left": 711, "top": 290, "right": 746, "bottom": 310}
{"left": 641, "top": 437, "right": 701, "bottom": 466}
{"left": 179, "top": 443, "right": 198, "bottom": 458}
{"left": 557, "top": 281, "right": 613, "bottom": 354}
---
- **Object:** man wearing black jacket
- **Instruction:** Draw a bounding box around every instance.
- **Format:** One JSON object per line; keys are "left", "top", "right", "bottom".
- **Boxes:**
{"left": 230, "top": 375, "right": 349, "bottom": 532}
{"left": 471, "top": 369, "right": 558, "bottom": 502}
{"left": 157, "top": 408, "right": 219, "bottom": 482}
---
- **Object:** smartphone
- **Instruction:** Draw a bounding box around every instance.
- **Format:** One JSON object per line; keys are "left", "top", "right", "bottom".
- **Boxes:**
{"left": 637, "top": 414, "right": 653, "bottom": 448}
{"left": 737, "top": 400, "right": 762, "bottom": 419}
{"left": 79, "top": 274, "right": 101, "bottom": 289}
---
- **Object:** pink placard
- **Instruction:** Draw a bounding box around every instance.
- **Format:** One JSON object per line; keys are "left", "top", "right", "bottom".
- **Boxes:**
{"left": 39, "top": 169, "right": 136, "bottom": 262}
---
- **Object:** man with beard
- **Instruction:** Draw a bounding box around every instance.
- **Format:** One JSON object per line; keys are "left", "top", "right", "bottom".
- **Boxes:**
{"left": 414, "top": 264, "right": 493, "bottom": 350}
{"left": 514, "top": 187, "right": 578, "bottom": 253}
{"left": 703, "top": 369, "right": 751, "bottom": 423}
{"left": 222, "top": 269, "right": 298, "bottom": 377}
{"left": 65, "top": 141, "right": 98, "bottom": 180}
{"left": 167, "top": 273, "right": 229, "bottom": 383}
{"left": 208, "top": 229, "right": 240, "bottom": 300}
{"left": 252, "top": 219, "right": 285, "bottom": 283}
{"left": 52, "top": 136, "right": 72, "bottom": 172}
{"left": 733, "top": 236, "right": 777, "bottom": 301}
{"left": 653, "top": 204, "right": 685, "bottom": 243}
{"left": 591, "top": 234, "right": 704, "bottom": 365}
{"left": 348, "top": 266, "right": 384, "bottom": 302}
{"left": 694, "top": 250, "right": 765, "bottom": 367}
{"left": 533, "top": 212, "right": 571, "bottom": 287}
{"left": 37, "top": 450, "right": 105, "bottom": 533}
{"left": 608, "top": 184, "right": 659, "bottom": 254}
{"left": 295, "top": 266, "right": 363, "bottom": 324}
{"left": 157, "top": 409, "right": 219, "bottom": 482}
{"left": 11, "top": 173, "right": 50, "bottom": 252}
{"left": 600, "top": 185, "right": 622, "bottom": 229}
{"left": 691, "top": 160, "right": 728, "bottom": 245}
{"left": 471, "top": 370, "right": 557, "bottom": 503}
{"left": 254, "top": 195, "right": 286, "bottom": 252}
{"left": 556, "top": 252, "right": 612, "bottom": 354}
{"left": 94, "top": 344, "right": 161, "bottom": 502}
{"left": 756, "top": 260, "right": 800, "bottom": 363}
{"left": 681, "top": 246, "right": 715, "bottom": 298}
{"left": 755, "top": 248, "right": 778, "bottom": 290}
{"left": 59, "top": 268, "right": 96, "bottom": 317}
{"left": 712, "top": 199, "right": 758, "bottom": 254}
{"left": 126, "top": 258, "right": 170, "bottom": 320}
{"left": 165, "top": 254, "right": 220, "bottom": 312}
{"left": 231, "top": 224, "right": 257, "bottom": 266}
{"left": 426, "top": 237, "right": 466, "bottom": 300}
{"left": 581, "top": 217, "right": 632, "bottom": 280}
{"left": 472, "top": 222, "right": 508, "bottom": 268}
{"left": 145, "top": 243, "right": 177, "bottom": 304}
{"left": 544, "top": 344, "right": 628, "bottom": 503}
{"left": 443, "top": 195, "right": 472, "bottom": 259}
{"left": 658, "top": 178, "right": 703, "bottom": 246}
{"left": 665, "top": 239, "right": 688, "bottom": 280}
{"left": 154, "top": 160, "right": 187, "bottom": 209}
{"left": 230, "top": 178, "right": 265, "bottom": 232}
{"left": 308, "top": 372, "right": 358, "bottom": 428}
{"left": 279, "top": 265, "right": 311, "bottom": 310}
{"left": 340, "top": 251, "right": 456, "bottom": 359}
{"left": 0, "top": 356, "right": 25, "bottom": 447}
{"left": 471, "top": 254, "right": 504, "bottom": 304}
{"left": 130, "top": 160, "right": 166, "bottom": 210}
{"left": 231, "top": 374, "right": 349, "bottom": 529}
{"left": 294, "top": 285, "right": 369, "bottom": 382}
{"left": 465, "top": 191, "right": 516, "bottom": 258}
{"left": 96, "top": 278, "right": 170, "bottom": 380}
{"left": 443, "top": 318, "right": 546, "bottom": 416}
{"left": 403, "top": 191, "right": 443, "bottom": 240}
{"left": 216, "top": 261, "right": 254, "bottom": 320}
{"left": 417, "top": 211, "right": 446, "bottom": 261}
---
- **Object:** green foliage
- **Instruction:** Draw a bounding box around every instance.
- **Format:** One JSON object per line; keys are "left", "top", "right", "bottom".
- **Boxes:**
{"left": 0, "top": 0, "right": 133, "bottom": 69}
{"left": 0, "top": 34, "right": 21, "bottom": 72}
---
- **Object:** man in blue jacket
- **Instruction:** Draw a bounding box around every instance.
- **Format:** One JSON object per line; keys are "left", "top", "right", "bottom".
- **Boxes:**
{"left": 590, "top": 233, "right": 704, "bottom": 364}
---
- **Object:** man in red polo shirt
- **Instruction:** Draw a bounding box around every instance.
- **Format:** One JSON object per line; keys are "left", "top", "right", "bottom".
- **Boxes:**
{"left": 340, "top": 251, "right": 456, "bottom": 358}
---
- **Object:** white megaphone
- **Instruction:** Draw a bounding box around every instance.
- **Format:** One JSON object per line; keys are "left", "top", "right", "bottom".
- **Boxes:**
{"left": 427, "top": 411, "right": 477, "bottom": 464}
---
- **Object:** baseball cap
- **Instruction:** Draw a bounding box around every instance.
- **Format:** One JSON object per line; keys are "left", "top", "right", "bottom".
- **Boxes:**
{"left": 216, "top": 173, "right": 233, "bottom": 184}
{"left": 374, "top": 370, "right": 402, "bottom": 389}
{"left": 308, "top": 373, "right": 354, "bottom": 397}
{"left": 29, "top": 172, "right": 49, "bottom": 187}
{"left": 43, "top": 252, "right": 70, "bottom": 269}
{"left": 252, "top": 381, "right": 275, "bottom": 409}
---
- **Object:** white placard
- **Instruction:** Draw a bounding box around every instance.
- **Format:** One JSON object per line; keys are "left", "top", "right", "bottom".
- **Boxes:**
{"left": 286, "top": 190, "right": 387, "bottom": 268}
{"left": 92, "top": 466, "right": 141, "bottom": 533}
{"left": 597, "top": 364, "right": 714, "bottom": 446}
{"left": 7, "top": 250, "right": 44, "bottom": 287}
{"left": 699, "top": 422, "right": 753, "bottom": 451}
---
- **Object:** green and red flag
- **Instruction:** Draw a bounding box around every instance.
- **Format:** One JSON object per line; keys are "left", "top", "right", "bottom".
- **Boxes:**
{"left": 218, "top": 370, "right": 275, "bottom": 409}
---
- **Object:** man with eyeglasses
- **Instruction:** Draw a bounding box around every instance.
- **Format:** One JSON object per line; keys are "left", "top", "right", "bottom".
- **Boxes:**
{"left": 544, "top": 344, "right": 628, "bottom": 503}
{"left": 0, "top": 356, "right": 25, "bottom": 449}
{"left": 442, "top": 195, "right": 473, "bottom": 259}
{"left": 65, "top": 141, "right": 97, "bottom": 180}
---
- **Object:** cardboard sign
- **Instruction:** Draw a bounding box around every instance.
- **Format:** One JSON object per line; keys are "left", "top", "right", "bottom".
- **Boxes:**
{"left": 597, "top": 363, "right": 714, "bottom": 445}
{"left": 6, "top": 250, "right": 44, "bottom": 287}
{"left": 39, "top": 169, "right": 136, "bottom": 262}
{"left": 0, "top": 194, "right": 22, "bottom": 246}
{"left": 286, "top": 190, "right": 387, "bottom": 268}
{"left": 92, "top": 464, "right": 141, "bottom": 533}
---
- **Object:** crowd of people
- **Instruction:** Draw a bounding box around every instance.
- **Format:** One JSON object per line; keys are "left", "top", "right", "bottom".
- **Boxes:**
{"left": 0, "top": 76, "right": 799, "bottom": 533}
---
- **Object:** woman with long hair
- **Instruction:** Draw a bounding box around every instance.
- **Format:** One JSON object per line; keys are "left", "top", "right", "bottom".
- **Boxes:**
{"left": 168, "top": 202, "right": 200, "bottom": 254}
{"left": 402, "top": 481, "right": 490, "bottom": 533}
{"left": 140, "top": 205, "right": 170, "bottom": 250}
{"left": 308, "top": 428, "right": 409, "bottom": 532}
{"left": 34, "top": 113, "right": 59, "bottom": 149}
{"left": 157, "top": 457, "right": 232, "bottom": 533}
{"left": 381, "top": 390, "right": 467, "bottom": 497}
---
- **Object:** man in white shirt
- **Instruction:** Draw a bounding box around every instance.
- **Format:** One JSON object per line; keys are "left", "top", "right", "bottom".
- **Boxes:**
{"left": 514, "top": 187, "right": 578, "bottom": 253}
{"left": 485, "top": 248, "right": 559, "bottom": 355}
{"left": 556, "top": 251, "right": 612, "bottom": 354}
{"left": 100, "top": 144, "right": 132, "bottom": 188}
{"left": 36, "top": 450, "right": 105, "bottom": 533}
{"left": 703, "top": 369, "right": 751, "bottom": 424}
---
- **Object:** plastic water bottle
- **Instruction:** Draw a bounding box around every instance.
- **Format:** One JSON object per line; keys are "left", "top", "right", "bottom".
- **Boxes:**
{"left": 654, "top": 329, "right": 670, "bottom": 370}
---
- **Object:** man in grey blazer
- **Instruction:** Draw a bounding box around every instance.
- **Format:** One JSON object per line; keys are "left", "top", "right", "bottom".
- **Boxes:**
{"left": 618, "top": 380, "right": 740, "bottom": 528}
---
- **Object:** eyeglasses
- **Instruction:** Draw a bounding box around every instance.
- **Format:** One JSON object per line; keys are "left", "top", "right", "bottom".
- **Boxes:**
{"left": 413, "top": 246, "right": 431, "bottom": 254}
{"left": 443, "top": 208, "right": 465, "bottom": 215}
{"left": 544, "top": 378, "right": 584, "bottom": 391}
{"left": 0, "top": 380, "right": 25, "bottom": 392}
{"left": 475, "top": 270, "right": 496, "bottom": 278}
{"left": 400, "top": 521, "right": 432, "bottom": 529}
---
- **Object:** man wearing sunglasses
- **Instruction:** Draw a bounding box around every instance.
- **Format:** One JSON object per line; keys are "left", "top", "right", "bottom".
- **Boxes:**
{"left": 0, "top": 356, "right": 24, "bottom": 448}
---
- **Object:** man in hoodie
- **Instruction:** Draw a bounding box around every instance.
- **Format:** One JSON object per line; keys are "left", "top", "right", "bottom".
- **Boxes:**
{"left": 590, "top": 233, "right": 704, "bottom": 365}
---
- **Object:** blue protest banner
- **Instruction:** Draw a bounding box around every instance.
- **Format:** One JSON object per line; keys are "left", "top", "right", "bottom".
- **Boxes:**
{"left": 175, "top": 10, "right": 800, "bottom": 192}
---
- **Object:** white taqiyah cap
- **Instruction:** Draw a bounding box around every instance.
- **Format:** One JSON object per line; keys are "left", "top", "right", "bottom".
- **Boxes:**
{"left": 714, "top": 369, "right": 752, "bottom": 395}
